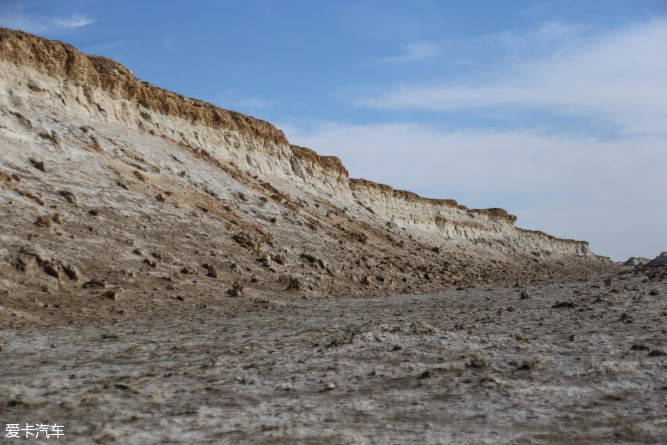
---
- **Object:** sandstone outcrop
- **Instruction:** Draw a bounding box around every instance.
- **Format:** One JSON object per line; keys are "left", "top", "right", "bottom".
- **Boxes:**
{"left": 0, "top": 28, "right": 613, "bottom": 323}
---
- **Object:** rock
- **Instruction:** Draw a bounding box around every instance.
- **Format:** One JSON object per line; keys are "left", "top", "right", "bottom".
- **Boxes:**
{"left": 646, "top": 252, "right": 667, "bottom": 267}
{"left": 0, "top": 170, "right": 15, "bottom": 183}
{"left": 520, "top": 290, "right": 530, "bottom": 299}
{"left": 286, "top": 277, "right": 304, "bottom": 291}
{"left": 34, "top": 215, "right": 52, "bottom": 228}
{"left": 621, "top": 257, "right": 649, "bottom": 267}
{"left": 133, "top": 170, "right": 147, "bottom": 181}
{"left": 227, "top": 282, "right": 244, "bottom": 297}
{"left": 203, "top": 264, "right": 219, "bottom": 278}
{"left": 83, "top": 279, "right": 107, "bottom": 288}
{"left": 552, "top": 301, "right": 575, "bottom": 309}
{"left": 58, "top": 190, "right": 76, "bottom": 203}
{"left": 361, "top": 275, "right": 373, "bottom": 286}
{"left": 517, "top": 360, "right": 535, "bottom": 371}
{"left": 38, "top": 130, "right": 61, "bottom": 147}
{"left": 52, "top": 213, "right": 63, "bottom": 225}
{"left": 61, "top": 263, "right": 81, "bottom": 281}
{"left": 102, "top": 290, "right": 120, "bottom": 300}
{"left": 618, "top": 313, "right": 633, "bottom": 323}
{"left": 418, "top": 369, "right": 432, "bottom": 380}
{"left": 618, "top": 312, "right": 632, "bottom": 323}
{"left": 233, "top": 232, "right": 259, "bottom": 250}
{"left": 143, "top": 258, "right": 156, "bottom": 268}
{"left": 42, "top": 261, "right": 59, "bottom": 278}
{"left": 349, "top": 231, "right": 367, "bottom": 244}
{"left": 180, "top": 265, "right": 197, "bottom": 275}
{"left": 29, "top": 158, "right": 46, "bottom": 172}
{"left": 468, "top": 357, "right": 488, "bottom": 369}
{"left": 301, "top": 253, "right": 317, "bottom": 264}
{"left": 152, "top": 251, "right": 173, "bottom": 262}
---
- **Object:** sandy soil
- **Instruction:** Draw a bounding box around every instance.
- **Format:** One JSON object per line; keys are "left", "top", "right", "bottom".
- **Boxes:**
{"left": 1, "top": 266, "right": 664, "bottom": 444}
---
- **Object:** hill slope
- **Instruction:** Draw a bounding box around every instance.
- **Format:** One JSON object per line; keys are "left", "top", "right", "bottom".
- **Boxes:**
{"left": 0, "top": 28, "right": 612, "bottom": 324}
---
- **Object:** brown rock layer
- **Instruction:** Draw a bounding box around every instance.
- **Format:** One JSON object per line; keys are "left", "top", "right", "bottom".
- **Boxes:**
{"left": 0, "top": 28, "right": 288, "bottom": 145}
{"left": 350, "top": 178, "right": 459, "bottom": 208}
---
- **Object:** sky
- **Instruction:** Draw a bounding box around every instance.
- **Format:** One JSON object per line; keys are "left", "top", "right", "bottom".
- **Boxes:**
{"left": 1, "top": 0, "right": 666, "bottom": 261}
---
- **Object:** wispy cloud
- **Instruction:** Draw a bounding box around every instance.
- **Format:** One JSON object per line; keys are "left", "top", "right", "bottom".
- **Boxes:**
{"left": 283, "top": 121, "right": 667, "bottom": 260}
{"left": 50, "top": 14, "right": 96, "bottom": 28}
{"left": 361, "top": 19, "right": 667, "bottom": 136}
{"left": 0, "top": 6, "right": 96, "bottom": 34}
{"left": 484, "top": 21, "right": 584, "bottom": 55}
{"left": 382, "top": 42, "right": 438, "bottom": 62}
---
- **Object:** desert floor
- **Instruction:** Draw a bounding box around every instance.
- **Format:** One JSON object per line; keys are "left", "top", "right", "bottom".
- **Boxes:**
{"left": 1, "top": 266, "right": 665, "bottom": 444}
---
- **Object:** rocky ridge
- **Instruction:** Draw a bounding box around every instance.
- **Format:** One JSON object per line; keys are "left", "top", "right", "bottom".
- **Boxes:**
{"left": 0, "top": 28, "right": 612, "bottom": 324}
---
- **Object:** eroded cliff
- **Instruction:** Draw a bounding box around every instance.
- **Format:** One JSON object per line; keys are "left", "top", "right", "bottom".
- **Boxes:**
{"left": 0, "top": 28, "right": 612, "bottom": 324}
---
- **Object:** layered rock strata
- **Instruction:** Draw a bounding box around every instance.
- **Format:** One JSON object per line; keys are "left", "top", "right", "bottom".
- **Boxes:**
{"left": 0, "top": 29, "right": 612, "bottom": 323}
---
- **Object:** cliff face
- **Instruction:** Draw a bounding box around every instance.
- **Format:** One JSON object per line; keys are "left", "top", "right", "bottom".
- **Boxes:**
{"left": 0, "top": 29, "right": 611, "bottom": 321}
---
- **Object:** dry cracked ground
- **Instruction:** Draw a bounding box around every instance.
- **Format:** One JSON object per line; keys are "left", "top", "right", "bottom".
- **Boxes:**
{"left": 0, "top": 266, "right": 665, "bottom": 444}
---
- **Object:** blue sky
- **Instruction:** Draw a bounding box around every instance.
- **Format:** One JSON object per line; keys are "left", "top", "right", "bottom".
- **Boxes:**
{"left": 1, "top": 0, "right": 666, "bottom": 260}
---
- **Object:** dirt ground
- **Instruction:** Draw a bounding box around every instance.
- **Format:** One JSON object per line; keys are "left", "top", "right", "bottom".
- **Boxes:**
{"left": 1, "top": 266, "right": 664, "bottom": 444}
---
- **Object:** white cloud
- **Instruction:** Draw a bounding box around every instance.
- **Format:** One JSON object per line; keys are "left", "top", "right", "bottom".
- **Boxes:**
{"left": 361, "top": 19, "right": 667, "bottom": 136}
{"left": 282, "top": 122, "right": 667, "bottom": 261}
{"left": 50, "top": 14, "right": 95, "bottom": 28}
{"left": 0, "top": 7, "right": 95, "bottom": 34}
{"left": 382, "top": 42, "right": 438, "bottom": 62}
